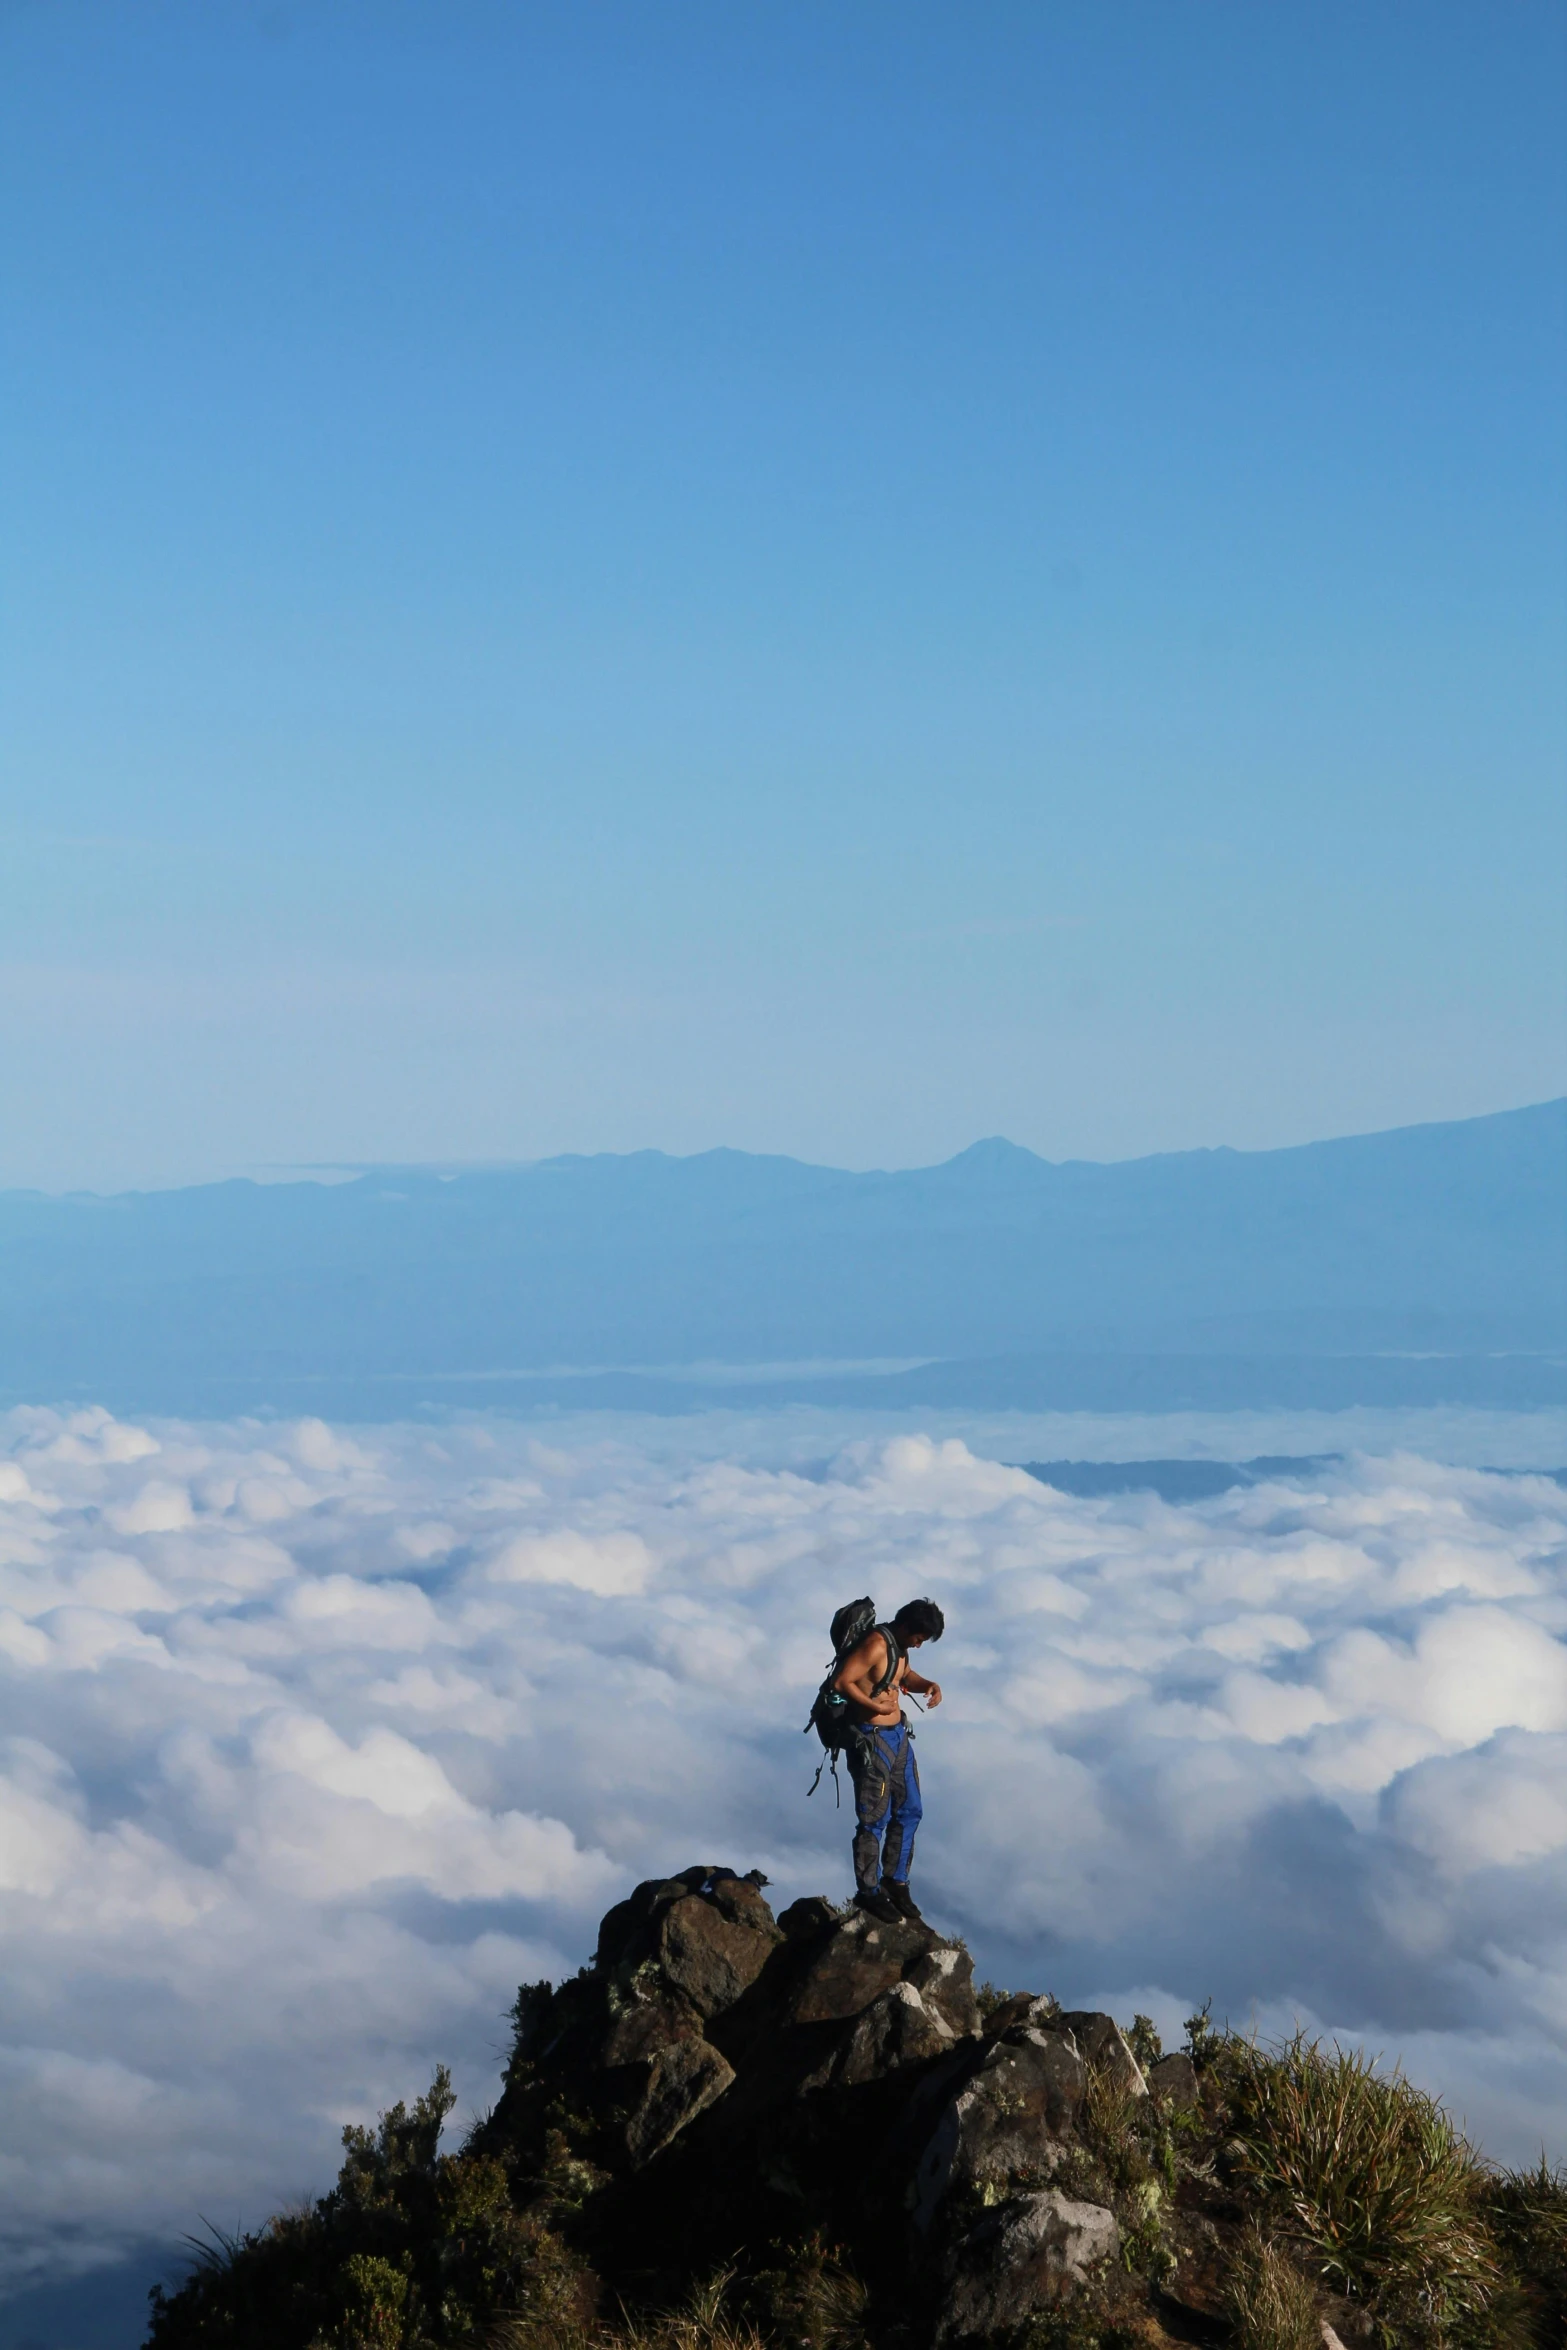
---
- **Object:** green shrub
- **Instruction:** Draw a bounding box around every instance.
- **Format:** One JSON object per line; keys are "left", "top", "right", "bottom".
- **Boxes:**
{"left": 339, "top": 2071, "right": 456, "bottom": 2211}
{"left": 313, "top": 2253, "right": 411, "bottom": 2350}
{"left": 1123, "top": 2015, "right": 1163, "bottom": 2074}
{"left": 1183, "top": 2000, "right": 1223, "bottom": 2069}
{"left": 146, "top": 2068, "right": 592, "bottom": 2350}
{"left": 1228, "top": 2033, "right": 1496, "bottom": 2337}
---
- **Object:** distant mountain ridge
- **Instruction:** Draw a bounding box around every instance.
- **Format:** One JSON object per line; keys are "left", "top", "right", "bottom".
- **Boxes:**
{"left": 0, "top": 1100, "right": 1561, "bottom": 1417}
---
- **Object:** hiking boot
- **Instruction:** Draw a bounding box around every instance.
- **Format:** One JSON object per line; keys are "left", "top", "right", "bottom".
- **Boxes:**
{"left": 853, "top": 1887, "right": 902, "bottom": 1925}
{"left": 881, "top": 1879, "right": 924, "bottom": 1924}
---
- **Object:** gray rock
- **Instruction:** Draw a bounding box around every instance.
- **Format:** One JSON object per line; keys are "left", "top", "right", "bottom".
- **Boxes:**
{"left": 594, "top": 1879, "right": 686, "bottom": 1970}
{"left": 938, "top": 2191, "right": 1120, "bottom": 2339}
{"left": 1147, "top": 2051, "right": 1200, "bottom": 2108}
{"left": 1057, "top": 2011, "right": 1148, "bottom": 2098}
{"left": 787, "top": 1912, "right": 934, "bottom": 2024}
{"left": 777, "top": 1894, "right": 840, "bottom": 1940}
{"left": 703, "top": 1875, "right": 781, "bottom": 1938}
{"left": 907, "top": 1941, "right": 981, "bottom": 2038}
{"left": 981, "top": 1991, "right": 1059, "bottom": 2037}
{"left": 911, "top": 2028, "right": 1086, "bottom": 2227}
{"left": 835, "top": 1981, "right": 958, "bottom": 2087}
{"left": 600, "top": 1980, "right": 705, "bottom": 2068}
{"left": 624, "top": 2037, "right": 736, "bottom": 2166}
{"left": 657, "top": 1891, "right": 782, "bottom": 2018}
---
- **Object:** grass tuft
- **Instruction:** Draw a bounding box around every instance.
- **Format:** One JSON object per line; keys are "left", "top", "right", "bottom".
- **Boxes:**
{"left": 1228, "top": 2032, "right": 1495, "bottom": 2336}
{"left": 1221, "top": 2223, "right": 1320, "bottom": 2350}
{"left": 1480, "top": 2157, "right": 1567, "bottom": 2346}
{"left": 742, "top": 2235, "right": 867, "bottom": 2350}
{"left": 488, "top": 2259, "right": 862, "bottom": 2350}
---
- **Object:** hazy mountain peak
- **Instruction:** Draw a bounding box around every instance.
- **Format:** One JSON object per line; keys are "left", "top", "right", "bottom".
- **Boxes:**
{"left": 934, "top": 1135, "right": 1049, "bottom": 1175}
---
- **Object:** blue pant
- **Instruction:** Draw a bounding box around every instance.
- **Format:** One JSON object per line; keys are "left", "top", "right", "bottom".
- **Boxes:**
{"left": 848, "top": 1719, "right": 922, "bottom": 1891}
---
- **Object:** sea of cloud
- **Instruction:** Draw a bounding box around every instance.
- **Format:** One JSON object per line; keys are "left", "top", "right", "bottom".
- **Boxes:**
{"left": 1, "top": 1401, "right": 1566, "bottom": 2301}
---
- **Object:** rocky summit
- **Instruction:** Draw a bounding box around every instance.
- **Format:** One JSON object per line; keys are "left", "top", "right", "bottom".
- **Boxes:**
{"left": 145, "top": 1865, "right": 1567, "bottom": 2350}
{"left": 470, "top": 1866, "right": 1264, "bottom": 2347}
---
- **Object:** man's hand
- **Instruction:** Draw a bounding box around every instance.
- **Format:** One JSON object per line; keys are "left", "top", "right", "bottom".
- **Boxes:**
{"left": 922, "top": 1682, "right": 943, "bottom": 1707}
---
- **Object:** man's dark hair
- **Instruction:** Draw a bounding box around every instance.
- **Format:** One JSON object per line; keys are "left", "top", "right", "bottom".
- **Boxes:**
{"left": 893, "top": 1598, "right": 945, "bottom": 1641}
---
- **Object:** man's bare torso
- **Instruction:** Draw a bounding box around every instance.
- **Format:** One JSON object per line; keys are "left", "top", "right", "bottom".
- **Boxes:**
{"left": 833, "top": 1628, "right": 942, "bottom": 1727}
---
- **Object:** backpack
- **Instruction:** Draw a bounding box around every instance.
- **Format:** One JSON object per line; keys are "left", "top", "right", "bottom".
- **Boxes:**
{"left": 803, "top": 1598, "right": 904, "bottom": 1800}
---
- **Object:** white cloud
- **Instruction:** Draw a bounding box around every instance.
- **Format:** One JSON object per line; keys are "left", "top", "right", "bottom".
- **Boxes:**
{"left": 1387, "top": 1733, "right": 1567, "bottom": 1876}
{"left": 487, "top": 1527, "right": 653, "bottom": 1595}
{"left": 253, "top": 1713, "right": 469, "bottom": 1818}
{"left": 0, "top": 1404, "right": 1565, "bottom": 2300}
{"left": 279, "top": 1573, "right": 444, "bottom": 1649}
{"left": 106, "top": 1482, "right": 194, "bottom": 1536}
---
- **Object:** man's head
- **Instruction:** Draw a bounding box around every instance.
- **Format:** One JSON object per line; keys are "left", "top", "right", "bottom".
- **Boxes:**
{"left": 893, "top": 1597, "right": 945, "bottom": 1648}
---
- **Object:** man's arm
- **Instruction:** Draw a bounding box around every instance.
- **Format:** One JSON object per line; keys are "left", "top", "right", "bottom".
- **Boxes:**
{"left": 903, "top": 1663, "right": 943, "bottom": 1706}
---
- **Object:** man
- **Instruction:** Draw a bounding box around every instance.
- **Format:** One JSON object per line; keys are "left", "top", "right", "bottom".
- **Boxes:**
{"left": 832, "top": 1597, "right": 945, "bottom": 1924}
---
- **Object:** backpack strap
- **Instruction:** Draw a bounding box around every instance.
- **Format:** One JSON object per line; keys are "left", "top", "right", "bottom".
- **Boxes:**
{"left": 870, "top": 1623, "right": 904, "bottom": 1696}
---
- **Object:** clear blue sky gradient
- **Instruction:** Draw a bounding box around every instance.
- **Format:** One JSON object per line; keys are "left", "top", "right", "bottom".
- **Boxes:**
{"left": 3, "top": 1, "right": 1563, "bottom": 1189}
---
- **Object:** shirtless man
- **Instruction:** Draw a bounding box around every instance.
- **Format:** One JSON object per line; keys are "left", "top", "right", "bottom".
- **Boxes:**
{"left": 832, "top": 1597, "right": 945, "bottom": 1923}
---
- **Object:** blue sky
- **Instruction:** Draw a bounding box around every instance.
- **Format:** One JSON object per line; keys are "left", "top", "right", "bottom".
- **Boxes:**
{"left": 3, "top": 0, "right": 1563, "bottom": 1190}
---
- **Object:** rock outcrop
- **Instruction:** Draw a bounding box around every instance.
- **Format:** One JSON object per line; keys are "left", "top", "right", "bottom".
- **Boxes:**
{"left": 484, "top": 1865, "right": 1172, "bottom": 2343}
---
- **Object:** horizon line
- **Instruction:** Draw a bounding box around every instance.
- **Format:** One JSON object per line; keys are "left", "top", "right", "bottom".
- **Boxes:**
{"left": 5, "top": 1094, "right": 1562, "bottom": 1205}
